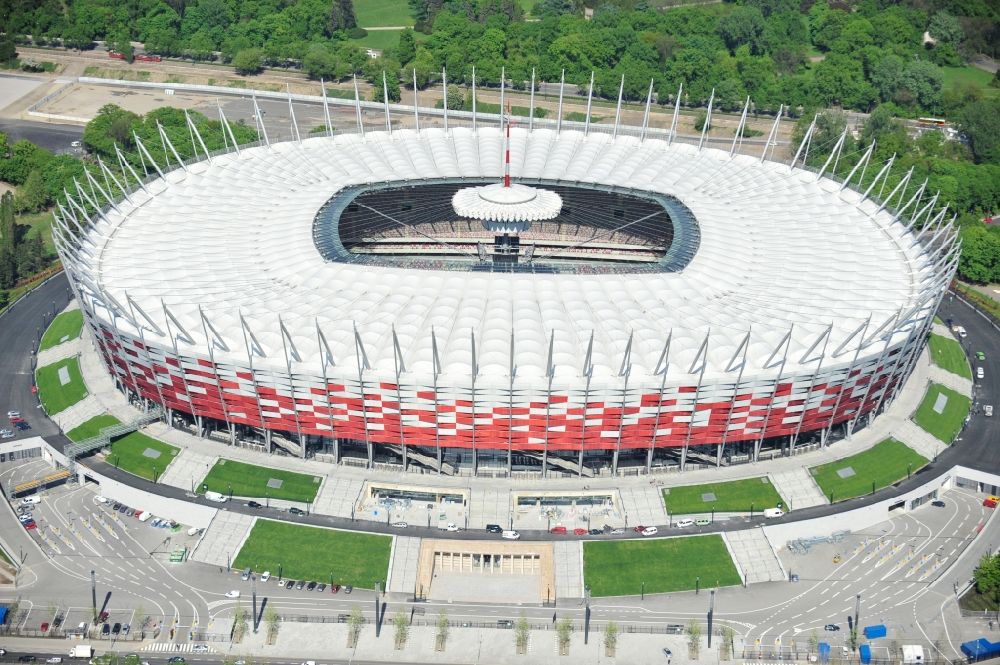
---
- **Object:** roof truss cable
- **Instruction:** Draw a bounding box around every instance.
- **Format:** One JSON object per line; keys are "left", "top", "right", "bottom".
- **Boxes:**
{"left": 185, "top": 110, "right": 212, "bottom": 164}
{"left": 133, "top": 132, "right": 165, "bottom": 180}
{"left": 698, "top": 89, "right": 715, "bottom": 152}
{"left": 217, "top": 103, "right": 241, "bottom": 156}
{"left": 839, "top": 141, "right": 876, "bottom": 192}
{"left": 816, "top": 126, "right": 848, "bottom": 181}
{"left": 730, "top": 97, "right": 750, "bottom": 157}
{"left": 668, "top": 83, "right": 682, "bottom": 147}
{"left": 789, "top": 114, "right": 817, "bottom": 171}
{"left": 760, "top": 105, "right": 783, "bottom": 163}
{"left": 639, "top": 78, "right": 654, "bottom": 142}
{"left": 156, "top": 121, "right": 187, "bottom": 172}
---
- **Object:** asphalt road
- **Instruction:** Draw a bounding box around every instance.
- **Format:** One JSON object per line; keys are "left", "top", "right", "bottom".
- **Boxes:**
{"left": 0, "top": 121, "right": 84, "bottom": 153}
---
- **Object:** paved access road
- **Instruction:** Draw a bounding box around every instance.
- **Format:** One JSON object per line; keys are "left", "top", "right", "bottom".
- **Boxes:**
{"left": 0, "top": 120, "right": 83, "bottom": 153}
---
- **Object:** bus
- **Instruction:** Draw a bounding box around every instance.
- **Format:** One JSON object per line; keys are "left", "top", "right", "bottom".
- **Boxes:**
{"left": 917, "top": 117, "right": 947, "bottom": 127}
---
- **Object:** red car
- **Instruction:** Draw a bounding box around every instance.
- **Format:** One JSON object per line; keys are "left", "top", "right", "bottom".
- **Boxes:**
{"left": 23, "top": 521, "right": 37, "bottom": 530}
{"left": 573, "top": 528, "right": 588, "bottom": 536}
{"left": 330, "top": 584, "right": 340, "bottom": 594}
{"left": 98, "top": 611, "right": 109, "bottom": 622}
{"left": 984, "top": 496, "right": 999, "bottom": 508}
{"left": 40, "top": 622, "right": 49, "bottom": 632}
{"left": 634, "top": 525, "right": 648, "bottom": 533}
{"left": 549, "top": 526, "right": 567, "bottom": 535}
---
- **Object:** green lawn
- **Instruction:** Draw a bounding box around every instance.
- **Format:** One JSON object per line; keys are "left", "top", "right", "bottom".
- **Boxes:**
{"left": 928, "top": 333, "right": 972, "bottom": 379}
{"left": 0, "top": 544, "right": 13, "bottom": 566}
{"left": 914, "top": 383, "right": 972, "bottom": 443}
{"left": 940, "top": 66, "right": 999, "bottom": 98}
{"left": 36, "top": 357, "right": 88, "bottom": 414}
{"left": 66, "top": 414, "right": 121, "bottom": 441}
{"left": 565, "top": 111, "right": 604, "bottom": 123}
{"left": 663, "top": 477, "right": 785, "bottom": 515}
{"left": 108, "top": 432, "right": 179, "bottom": 482}
{"left": 350, "top": 29, "right": 427, "bottom": 52}
{"left": 39, "top": 309, "right": 84, "bottom": 351}
{"left": 199, "top": 459, "right": 322, "bottom": 503}
{"left": 354, "top": 0, "right": 414, "bottom": 27}
{"left": 583, "top": 535, "right": 741, "bottom": 597}
{"left": 810, "top": 438, "right": 928, "bottom": 503}
{"left": 234, "top": 519, "right": 391, "bottom": 588}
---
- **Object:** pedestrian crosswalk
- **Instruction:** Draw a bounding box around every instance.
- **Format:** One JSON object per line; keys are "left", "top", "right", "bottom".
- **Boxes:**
{"left": 140, "top": 643, "right": 215, "bottom": 653}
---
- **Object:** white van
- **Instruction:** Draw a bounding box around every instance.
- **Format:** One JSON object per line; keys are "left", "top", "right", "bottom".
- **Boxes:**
{"left": 187, "top": 526, "right": 203, "bottom": 536}
{"left": 977, "top": 367, "right": 985, "bottom": 380}
{"left": 205, "top": 491, "right": 228, "bottom": 503}
{"left": 501, "top": 530, "right": 521, "bottom": 540}
{"left": 21, "top": 496, "right": 41, "bottom": 505}
{"left": 138, "top": 512, "right": 153, "bottom": 522}
{"left": 763, "top": 508, "right": 785, "bottom": 519}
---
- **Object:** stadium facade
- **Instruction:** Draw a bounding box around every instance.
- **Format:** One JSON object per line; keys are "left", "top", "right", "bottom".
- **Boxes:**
{"left": 53, "top": 84, "right": 959, "bottom": 476}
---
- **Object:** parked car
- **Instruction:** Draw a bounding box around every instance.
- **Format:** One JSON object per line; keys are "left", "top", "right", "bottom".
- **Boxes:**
{"left": 978, "top": 367, "right": 985, "bottom": 380}
{"left": 126, "top": 509, "right": 135, "bottom": 517}
{"left": 6, "top": 410, "right": 20, "bottom": 418}
{"left": 485, "top": 524, "right": 503, "bottom": 533}
{"left": 225, "top": 590, "right": 240, "bottom": 599}
{"left": 112, "top": 623, "right": 121, "bottom": 635}
{"left": 122, "top": 623, "right": 130, "bottom": 635}
{"left": 14, "top": 421, "right": 30, "bottom": 431}
{"left": 98, "top": 611, "right": 109, "bottom": 622}
{"left": 588, "top": 528, "right": 603, "bottom": 535}
{"left": 0, "top": 429, "right": 13, "bottom": 439}
{"left": 295, "top": 580, "right": 305, "bottom": 590}
{"left": 22, "top": 496, "right": 41, "bottom": 505}
{"left": 23, "top": 520, "right": 37, "bottom": 530}
{"left": 633, "top": 525, "right": 648, "bottom": 533}
{"left": 825, "top": 624, "right": 840, "bottom": 632}
{"left": 549, "top": 526, "right": 568, "bottom": 535}
{"left": 986, "top": 405, "right": 994, "bottom": 417}
{"left": 167, "top": 658, "right": 186, "bottom": 664}
{"left": 288, "top": 507, "right": 305, "bottom": 516}
{"left": 285, "top": 580, "right": 295, "bottom": 589}
{"left": 95, "top": 496, "right": 108, "bottom": 504}
{"left": 260, "top": 571, "right": 271, "bottom": 582}
{"left": 191, "top": 645, "right": 209, "bottom": 654}
{"left": 931, "top": 500, "right": 946, "bottom": 507}
{"left": 40, "top": 622, "right": 50, "bottom": 632}
{"left": 573, "top": 528, "right": 588, "bottom": 536}
{"left": 112, "top": 502, "right": 121, "bottom": 510}
{"left": 45, "top": 658, "right": 62, "bottom": 664}
{"left": 18, "top": 657, "right": 36, "bottom": 663}
{"left": 330, "top": 584, "right": 340, "bottom": 594}
{"left": 976, "top": 351, "right": 986, "bottom": 361}
{"left": 501, "top": 530, "right": 521, "bottom": 540}
{"left": 306, "top": 581, "right": 317, "bottom": 591}
{"left": 610, "top": 527, "right": 625, "bottom": 535}
{"left": 695, "top": 518, "right": 711, "bottom": 526}
{"left": 316, "top": 583, "right": 326, "bottom": 592}
{"left": 246, "top": 501, "right": 262, "bottom": 508}
{"left": 101, "top": 623, "right": 110, "bottom": 636}
{"left": 344, "top": 585, "right": 353, "bottom": 594}
{"left": 675, "top": 518, "right": 696, "bottom": 528}
{"left": 391, "top": 522, "right": 408, "bottom": 528}
{"left": 640, "top": 526, "right": 658, "bottom": 536}
{"left": 445, "top": 523, "right": 461, "bottom": 532}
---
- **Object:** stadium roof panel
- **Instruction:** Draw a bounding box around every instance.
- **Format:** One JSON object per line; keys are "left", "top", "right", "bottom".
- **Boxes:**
{"left": 78, "top": 126, "right": 942, "bottom": 388}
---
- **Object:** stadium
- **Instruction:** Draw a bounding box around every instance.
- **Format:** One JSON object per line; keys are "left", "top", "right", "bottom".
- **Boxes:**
{"left": 53, "top": 92, "right": 959, "bottom": 477}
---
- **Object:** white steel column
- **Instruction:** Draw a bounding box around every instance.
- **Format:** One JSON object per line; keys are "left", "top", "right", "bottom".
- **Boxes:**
{"left": 697, "top": 89, "right": 714, "bottom": 151}
{"left": 353, "top": 75, "right": 365, "bottom": 138}
{"left": 789, "top": 324, "right": 833, "bottom": 452}
{"left": 353, "top": 325, "right": 374, "bottom": 467}
{"left": 199, "top": 306, "right": 236, "bottom": 443}
{"left": 315, "top": 320, "right": 340, "bottom": 462}
{"left": 755, "top": 327, "right": 793, "bottom": 461}
{"left": 647, "top": 333, "right": 671, "bottom": 472}
{"left": 822, "top": 317, "right": 871, "bottom": 446}
{"left": 639, "top": 79, "right": 653, "bottom": 142}
{"left": 667, "top": 83, "right": 682, "bottom": 146}
{"left": 584, "top": 71, "right": 594, "bottom": 136}
{"left": 612, "top": 74, "right": 625, "bottom": 140}
{"left": 442, "top": 68, "right": 449, "bottom": 133}
{"left": 528, "top": 69, "right": 536, "bottom": 133}
{"left": 718, "top": 330, "right": 751, "bottom": 466}
{"left": 412, "top": 69, "right": 420, "bottom": 134}
{"left": 556, "top": 69, "right": 565, "bottom": 134}
{"left": 278, "top": 317, "right": 306, "bottom": 459}
{"left": 321, "top": 79, "right": 334, "bottom": 138}
{"left": 680, "top": 331, "right": 709, "bottom": 471}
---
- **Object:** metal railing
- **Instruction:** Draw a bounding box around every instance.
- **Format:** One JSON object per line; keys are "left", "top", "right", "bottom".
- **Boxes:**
{"left": 64, "top": 406, "right": 164, "bottom": 460}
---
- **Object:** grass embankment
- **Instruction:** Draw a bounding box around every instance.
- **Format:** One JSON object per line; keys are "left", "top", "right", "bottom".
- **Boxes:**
{"left": 913, "top": 383, "right": 972, "bottom": 443}
{"left": 928, "top": 333, "right": 972, "bottom": 379}
{"left": 583, "top": 535, "right": 741, "bottom": 597}
{"left": 810, "top": 438, "right": 929, "bottom": 502}
{"left": 36, "top": 356, "right": 87, "bottom": 414}
{"left": 663, "top": 477, "right": 785, "bottom": 514}
{"left": 234, "top": 519, "right": 391, "bottom": 589}
{"left": 199, "top": 458, "right": 321, "bottom": 503}
{"left": 39, "top": 309, "right": 84, "bottom": 351}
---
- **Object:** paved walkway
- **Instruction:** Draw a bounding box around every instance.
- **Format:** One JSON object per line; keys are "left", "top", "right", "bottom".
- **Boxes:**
{"left": 386, "top": 536, "right": 421, "bottom": 594}
{"left": 928, "top": 365, "right": 974, "bottom": 394}
{"left": 36, "top": 336, "right": 82, "bottom": 366}
{"left": 896, "top": 420, "right": 948, "bottom": 459}
{"left": 156, "top": 442, "right": 218, "bottom": 492}
{"left": 725, "top": 528, "right": 785, "bottom": 584}
{"left": 768, "top": 468, "right": 827, "bottom": 509}
{"left": 551, "top": 540, "right": 583, "bottom": 599}
{"left": 189, "top": 510, "right": 256, "bottom": 567}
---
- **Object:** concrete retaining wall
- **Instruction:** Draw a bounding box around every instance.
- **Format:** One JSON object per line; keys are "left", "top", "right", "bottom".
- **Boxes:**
{"left": 85, "top": 468, "right": 218, "bottom": 529}
{"left": 763, "top": 470, "right": 956, "bottom": 548}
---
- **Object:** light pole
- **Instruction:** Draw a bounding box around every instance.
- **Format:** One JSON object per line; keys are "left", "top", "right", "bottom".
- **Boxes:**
{"left": 374, "top": 581, "right": 382, "bottom": 638}
{"left": 252, "top": 576, "right": 258, "bottom": 634}
{"left": 696, "top": 576, "right": 700, "bottom": 595}
{"left": 641, "top": 580, "right": 645, "bottom": 600}
{"left": 584, "top": 585, "right": 591, "bottom": 645}
{"left": 854, "top": 593, "right": 861, "bottom": 629}
{"left": 707, "top": 588, "right": 715, "bottom": 648}
{"left": 91, "top": 570, "right": 98, "bottom": 623}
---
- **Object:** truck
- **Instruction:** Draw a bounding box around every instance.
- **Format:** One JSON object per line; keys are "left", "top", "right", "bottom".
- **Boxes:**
{"left": 902, "top": 645, "right": 925, "bottom": 665}
{"left": 204, "top": 491, "right": 228, "bottom": 503}
{"left": 68, "top": 645, "right": 93, "bottom": 658}
{"left": 763, "top": 508, "right": 785, "bottom": 518}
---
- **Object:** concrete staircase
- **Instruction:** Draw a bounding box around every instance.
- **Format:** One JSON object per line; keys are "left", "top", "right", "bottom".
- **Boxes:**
{"left": 724, "top": 528, "right": 785, "bottom": 583}
{"left": 769, "top": 468, "right": 828, "bottom": 509}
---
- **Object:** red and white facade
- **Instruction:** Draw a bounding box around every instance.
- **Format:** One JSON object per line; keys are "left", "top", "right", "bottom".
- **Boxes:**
{"left": 53, "top": 114, "right": 959, "bottom": 473}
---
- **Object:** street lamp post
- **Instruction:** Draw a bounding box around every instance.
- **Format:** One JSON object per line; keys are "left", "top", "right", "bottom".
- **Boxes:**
{"left": 696, "top": 576, "right": 700, "bottom": 595}
{"left": 374, "top": 581, "right": 382, "bottom": 638}
{"left": 278, "top": 563, "right": 282, "bottom": 582}
{"left": 641, "top": 581, "right": 645, "bottom": 601}
{"left": 707, "top": 588, "right": 715, "bottom": 648}
{"left": 584, "top": 585, "right": 591, "bottom": 645}
{"left": 228, "top": 483, "right": 233, "bottom": 499}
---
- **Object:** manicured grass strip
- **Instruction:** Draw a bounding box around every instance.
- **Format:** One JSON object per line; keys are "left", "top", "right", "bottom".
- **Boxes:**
{"left": 940, "top": 66, "right": 999, "bottom": 98}
{"left": 354, "top": 0, "right": 414, "bottom": 27}
{"left": 66, "top": 414, "right": 121, "bottom": 441}
{"left": 584, "top": 535, "right": 741, "bottom": 597}
{"left": 108, "top": 432, "right": 179, "bottom": 482}
{"left": 928, "top": 333, "right": 972, "bottom": 379}
{"left": 36, "top": 356, "right": 88, "bottom": 414}
{"left": 39, "top": 309, "right": 84, "bottom": 351}
{"left": 664, "top": 477, "right": 784, "bottom": 514}
{"left": 810, "top": 438, "right": 928, "bottom": 503}
{"left": 199, "top": 459, "right": 321, "bottom": 503}
{"left": 234, "top": 519, "right": 391, "bottom": 589}
{"left": 0, "top": 544, "right": 13, "bottom": 566}
{"left": 914, "top": 383, "right": 972, "bottom": 443}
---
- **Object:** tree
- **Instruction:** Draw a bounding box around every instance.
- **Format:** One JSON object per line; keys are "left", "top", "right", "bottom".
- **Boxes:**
{"left": 396, "top": 29, "right": 417, "bottom": 65}
{"left": 604, "top": 621, "right": 619, "bottom": 655}
{"left": 514, "top": 615, "right": 529, "bottom": 653}
{"left": 721, "top": 626, "right": 736, "bottom": 660}
{"left": 232, "top": 48, "right": 265, "bottom": 75}
{"left": 393, "top": 611, "right": 409, "bottom": 648}
{"left": 556, "top": 617, "right": 573, "bottom": 653}
{"left": 687, "top": 620, "right": 702, "bottom": 659}
{"left": 957, "top": 98, "right": 1000, "bottom": 164}
{"left": 717, "top": 6, "right": 766, "bottom": 54}
{"left": 263, "top": 605, "right": 279, "bottom": 644}
{"left": 960, "top": 228, "right": 1000, "bottom": 284}
{"left": 928, "top": 11, "right": 963, "bottom": 45}
{"left": 303, "top": 44, "right": 338, "bottom": 80}
{"left": 436, "top": 610, "right": 449, "bottom": 649}
{"left": 330, "top": 0, "right": 358, "bottom": 33}
{"left": 370, "top": 70, "right": 401, "bottom": 102}
{"left": 0, "top": 37, "right": 17, "bottom": 64}
{"left": 15, "top": 169, "right": 48, "bottom": 213}
{"left": 232, "top": 605, "right": 248, "bottom": 642}
{"left": 347, "top": 606, "right": 364, "bottom": 646}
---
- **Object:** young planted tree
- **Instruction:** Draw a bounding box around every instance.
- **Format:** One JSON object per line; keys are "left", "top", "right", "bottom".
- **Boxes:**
{"left": 393, "top": 611, "right": 409, "bottom": 649}
{"left": 347, "top": 606, "right": 364, "bottom": 648}
{"left": 263, "top": 605, "right": 279, "bottom": 645}
{"left": 514, "top": 615, "right": 530, "bottom": 654}
{"left": 436, "top": 610, "right": 449, "bottom": 651}
{"left": 721, "top": 626, "right": 736, "bottom": 660}
{"left": 604, "top": 621, "right": 619, "bottom": 657}
{"left": 232, "top": 605, "right": 248, "bottom": 642}
{"left": 688, "top": 620, "right": 703, "bottom": 659}
{"left": 556, "top": 617, "right": 573, "bottom": 654}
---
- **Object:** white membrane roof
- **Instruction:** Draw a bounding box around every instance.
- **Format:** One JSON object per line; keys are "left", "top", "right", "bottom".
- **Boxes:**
{"left": 80, "top": 127, "right": 938, "bottom": 387}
